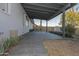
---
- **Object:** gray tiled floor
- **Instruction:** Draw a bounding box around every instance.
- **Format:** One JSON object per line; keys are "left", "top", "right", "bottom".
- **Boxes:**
{"left": 8, "top": 31, "right": 62, "bottom": 56}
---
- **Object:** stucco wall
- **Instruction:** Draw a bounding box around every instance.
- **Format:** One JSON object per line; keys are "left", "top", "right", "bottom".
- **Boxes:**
{"left": 0, "top": 3, "right": 33, "bottom": 40}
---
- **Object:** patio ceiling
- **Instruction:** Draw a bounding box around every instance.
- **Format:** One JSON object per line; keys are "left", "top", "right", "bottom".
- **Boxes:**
{"left": 21, "top": 3, "right": 76, "bottom": 20}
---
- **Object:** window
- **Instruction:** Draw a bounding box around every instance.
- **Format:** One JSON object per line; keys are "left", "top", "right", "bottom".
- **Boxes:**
{"left": 25, "top": 16, "right": 28, "bottom": 27}
{"left": 0, "top": 3, "right": 10, "bottom": 14}
{"left": 23, "top": 14, "right": 29, "bottom": 27}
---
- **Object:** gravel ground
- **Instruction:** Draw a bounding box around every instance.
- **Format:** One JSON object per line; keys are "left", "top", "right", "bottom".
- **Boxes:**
{"left": 43, "top": 39, "right": 79, "bottom": 56}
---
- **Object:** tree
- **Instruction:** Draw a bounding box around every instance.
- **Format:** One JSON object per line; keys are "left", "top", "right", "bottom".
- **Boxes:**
{"left": 59, "top": 7, "right": 79, "bottom": 37}
{"left": 65, "top": 8, "right": 79, "bottom": 26}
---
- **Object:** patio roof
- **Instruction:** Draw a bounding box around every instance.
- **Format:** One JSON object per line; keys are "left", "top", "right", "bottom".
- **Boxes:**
{"left": 21, "top": 3, "right": 76, "bottom": 20}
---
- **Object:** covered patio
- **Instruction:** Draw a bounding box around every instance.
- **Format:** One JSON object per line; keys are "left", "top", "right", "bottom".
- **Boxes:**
{"left": 0, "top": 3, "right": 78, "bottom": 56}
{"left": 9, "top": 3, "right": 77, "bottom": 56}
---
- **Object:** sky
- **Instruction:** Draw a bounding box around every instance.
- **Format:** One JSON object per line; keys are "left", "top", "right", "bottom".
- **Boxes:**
{"left": 34, "top": 14, "right": 62, "bottom": 27}
{"left": 34, "top": 4, "right": 79, "bottom": 27}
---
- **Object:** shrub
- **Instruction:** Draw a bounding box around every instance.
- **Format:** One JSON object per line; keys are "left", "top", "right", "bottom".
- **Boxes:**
{"left": 65, "top": 24, "right": 75, "bottom": 37}
{"left": 0, "top": 36, "right": 20, "bottom": 54}
{"left": 0, "top": 46, "right": 4, "bottom": 54}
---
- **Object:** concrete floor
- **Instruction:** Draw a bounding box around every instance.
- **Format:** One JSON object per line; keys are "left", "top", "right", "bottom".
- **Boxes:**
{"left": 8, "top": 31, "right": 62, "bottom": 56}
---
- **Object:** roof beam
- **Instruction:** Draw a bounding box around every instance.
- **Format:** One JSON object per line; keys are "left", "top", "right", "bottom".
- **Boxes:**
{"left": 26, "top": 10, "right": 49, "bottom": 15}
{"left": 27, "top": 12, "right": 49, "bottom": 17}
{"left": 25, "top": 8, "right": 55, "bottom": 15}
{"left": 23, "top": 5, "right": 56, "bottom": 13}
{"left": 27, "top": 13, "right": 49, "bottom": 19}
{"left": 53, "top": 3, "right": 68, "bottom": 6}
{"left": 26, "top": 3, "right": 62, "bottom": 10}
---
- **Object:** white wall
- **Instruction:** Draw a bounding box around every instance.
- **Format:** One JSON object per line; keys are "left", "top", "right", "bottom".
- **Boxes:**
{"left": 0, "top": 3, "right": 33, "bottom": 40}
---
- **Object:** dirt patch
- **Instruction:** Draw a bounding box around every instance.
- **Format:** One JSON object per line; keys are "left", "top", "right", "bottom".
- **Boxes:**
{"left": 43, "top": 39, "right": 79, "bottom": 56}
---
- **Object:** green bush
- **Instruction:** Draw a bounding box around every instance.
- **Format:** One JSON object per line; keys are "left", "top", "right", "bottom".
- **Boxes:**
{"left": 65, "top": 24, "right": 75, "bottom": 37}
{"left": 0, "top": 36, "right": 20, "bottom": 53}
{"left": 0, "top": 46, "right": 4, "bottom": 53}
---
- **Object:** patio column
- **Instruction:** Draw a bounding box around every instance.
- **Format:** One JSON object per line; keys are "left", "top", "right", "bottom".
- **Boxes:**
{"left": 62, "top": 12, "right": 65, "bottom": 38}
{"left": 40, "top": 20, "right": 42, "bottom": 31}
{"left": 46, "top": 20, "right": 48, "bottom": 32}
